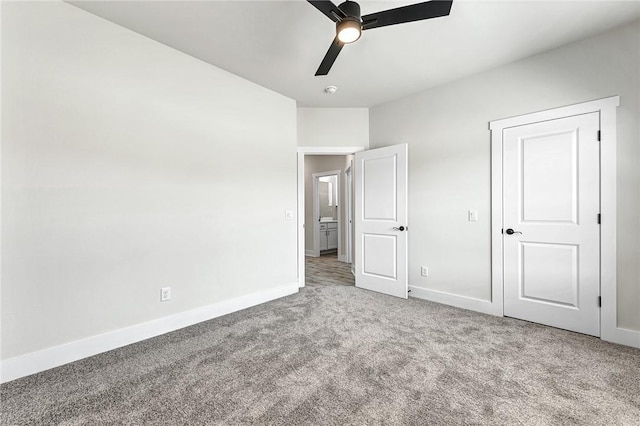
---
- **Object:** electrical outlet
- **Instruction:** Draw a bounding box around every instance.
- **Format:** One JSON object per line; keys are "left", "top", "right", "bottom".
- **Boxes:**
{"left": 421, "top": 266, "right": 429, "bottom": 277}
{"left": 161, "top": 287, "right": 171, "bottom": 302}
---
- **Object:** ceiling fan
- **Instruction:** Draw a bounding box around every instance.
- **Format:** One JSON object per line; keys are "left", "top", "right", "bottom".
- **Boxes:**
{"left": 308, "top": 0, "right": 453, "bottom": 76}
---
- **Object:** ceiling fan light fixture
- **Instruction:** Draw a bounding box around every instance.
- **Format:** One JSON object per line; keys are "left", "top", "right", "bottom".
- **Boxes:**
{"left": 309, "top": 0, "right": 454, "bottom": 76}
{"left": 336, "top": 18, "right": 362, "bottom": 44}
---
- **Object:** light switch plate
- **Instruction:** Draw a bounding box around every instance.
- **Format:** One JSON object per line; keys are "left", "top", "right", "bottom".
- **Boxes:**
{"left": 468, "top": 210, "right": 478, "bottom": 222}
{"left": 285, "top": 210, "right": 294, "bottom": 220}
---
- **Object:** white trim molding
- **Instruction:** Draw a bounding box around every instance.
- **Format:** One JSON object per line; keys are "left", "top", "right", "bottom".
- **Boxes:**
{"left": 489, "top": 96, "right": 638, "bottom": 349}
{"left": 409, "top": 286, "right": 501, "bottom": 317}
{"left": 0, "top": 283, "right": 299, "bottom": 383}
{"left": 297, "top": 147, "right": 365, "bottom": 155}
{"left": 344, "top": 161, "right": 354, "bottom": 265}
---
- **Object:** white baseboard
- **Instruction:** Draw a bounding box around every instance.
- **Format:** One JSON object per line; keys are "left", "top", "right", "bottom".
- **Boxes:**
{"left": 409, "top": 285, "right": 501, "bottom": 316}
{"left": 602, "top": 325, "right": 640, "bottom": 349}
{"left": 411, "top": 285, "right": 640, "bottom": 349}
{"left": 0, "top": 283, "right": 299, "bottom": 384}
{"left": 305, "top": 250, "right": 317, "bottom": 257}
{"left": 338, "top": 254, "right": 347, "bottom": 263}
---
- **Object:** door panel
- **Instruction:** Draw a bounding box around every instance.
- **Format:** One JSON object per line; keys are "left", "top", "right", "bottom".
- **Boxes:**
{"left": 520, "top": 242, "right": 578, "bottom": 307}
{"left": 503, "top": 112, "right": 600, "bottom": 336}
{"left": 355, "top": 144, "right": 407, "bottom": 299}
{"left": 363, "top": 156, "right": 397, "bottom": 220}
{"left": 521, "top": 130, "right": 577, "bottom": 223}
{"left": 362, "top": 234, "right": 397, "bottom": 280}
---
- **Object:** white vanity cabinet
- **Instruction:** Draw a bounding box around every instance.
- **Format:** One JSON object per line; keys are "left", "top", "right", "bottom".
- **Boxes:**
{"left": 319, "top": 221, "right": 338, "bottom": 251}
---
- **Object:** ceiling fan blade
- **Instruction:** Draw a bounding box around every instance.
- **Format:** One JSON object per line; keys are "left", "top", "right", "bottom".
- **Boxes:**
{"left": 315, "top": 37, "right": 344, "bottom": 76}
{"left": 362, "top": 0, "right": 453, "bottom": 31}
{"left": 308, "top": 0, "right": 346, "bottom": 22}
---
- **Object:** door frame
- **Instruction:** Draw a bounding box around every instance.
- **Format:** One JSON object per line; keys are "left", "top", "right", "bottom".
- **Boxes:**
{"left": 297, "top": 147, "right": 365, "bottom": 288}
{"left": 312, "top": 170, "right": 341, "bottom": 257}
{"left": 344, "top": 161, "right": 353, "bottom": 265}
{"left": 489, "top": 96, "right": 636, "bottom": 347}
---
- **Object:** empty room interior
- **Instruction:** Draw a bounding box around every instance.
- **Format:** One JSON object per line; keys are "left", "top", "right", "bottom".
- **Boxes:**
{"left": 1, "top": 0, "right": 640, "bottom": 424}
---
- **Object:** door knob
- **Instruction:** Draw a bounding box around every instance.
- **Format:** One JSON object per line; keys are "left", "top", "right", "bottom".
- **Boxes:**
{"left": 392, "top": 226, "right": 406, "bottom": 231}
{"left": 505, "top": 228, "right": 522, "bottom": 235}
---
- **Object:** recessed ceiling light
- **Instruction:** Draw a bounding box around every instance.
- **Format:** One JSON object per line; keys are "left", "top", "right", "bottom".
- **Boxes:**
{"left": 324, "top": 86, "right": 337, "bottom": 94}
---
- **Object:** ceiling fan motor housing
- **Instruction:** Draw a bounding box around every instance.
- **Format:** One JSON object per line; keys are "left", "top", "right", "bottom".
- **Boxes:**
{"left": 338, "top": 1, "right": 362, "bottom": 20}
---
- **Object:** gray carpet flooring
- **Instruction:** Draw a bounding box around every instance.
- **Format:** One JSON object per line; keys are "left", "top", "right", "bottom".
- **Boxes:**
{"left": 1, "top": 255, "right": 639, "bottom": 425}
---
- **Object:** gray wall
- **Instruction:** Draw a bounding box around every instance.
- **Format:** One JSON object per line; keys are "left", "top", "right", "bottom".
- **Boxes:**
{"left": 297, "top": 108, "right": 369, "bottom": 148}
{"left": 370, "top": 20, "right": 640, "bottom": 330}
{"left": 1, "top": 2, "right": 298, "bottom": 359}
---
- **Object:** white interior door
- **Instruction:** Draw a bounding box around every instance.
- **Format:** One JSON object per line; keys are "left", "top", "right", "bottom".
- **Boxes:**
{"left": 354, "top": 144, "right": 408, "bottom": 299}
{"left": 503, "top": 112, "right": 600, "bottom": 336}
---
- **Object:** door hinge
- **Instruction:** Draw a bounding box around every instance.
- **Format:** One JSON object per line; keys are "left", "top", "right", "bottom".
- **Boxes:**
{"left": 598, "top": 296, "right": 602, "bottom": 307}
{"left": 597, "top": 213, "right": 601, "bottom": 224}
{"left": 501, "top": 228, "right": 504, "bottom": 234}
{"left": 597, "top": 130, "right": 601, "bottom": 141}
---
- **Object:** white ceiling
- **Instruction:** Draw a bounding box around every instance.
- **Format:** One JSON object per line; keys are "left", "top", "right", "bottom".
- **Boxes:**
{"left": 69, "top": 0, "right": 640, "bottom": 107}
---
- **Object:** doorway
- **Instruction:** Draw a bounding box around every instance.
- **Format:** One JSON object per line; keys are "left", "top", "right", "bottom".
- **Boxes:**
{"left": 297, "top": 148, "right": 364, "bottom": 288}
{"left": 297, "top": 144, "right": 409, "bottom": 300}
{"left": 312, "top": 171, "right": 341, "bottom": 257}
{"left": 490, "top": 96, "right": 621, "bottom": 341}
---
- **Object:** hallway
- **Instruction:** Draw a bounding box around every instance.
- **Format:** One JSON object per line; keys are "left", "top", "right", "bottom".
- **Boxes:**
{"left": 305, "top": 254, "right": 354, "bottom": 287}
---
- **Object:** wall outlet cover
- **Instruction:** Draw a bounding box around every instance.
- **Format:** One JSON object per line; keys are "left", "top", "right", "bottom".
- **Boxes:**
{"left": 161, "top": 287, "right": 171, "bottom": 302}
